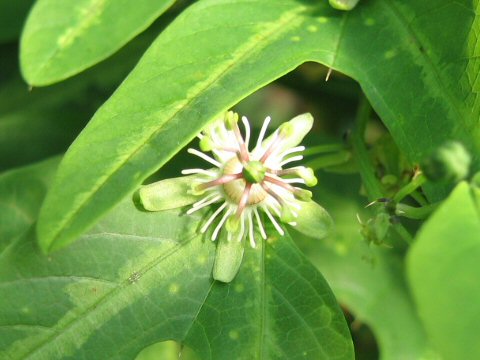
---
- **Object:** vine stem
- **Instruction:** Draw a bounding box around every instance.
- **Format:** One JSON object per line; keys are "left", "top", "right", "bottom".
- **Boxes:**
{"left": 302, "top": 143, "right": 345, "bottom": 156}
{"left": 393, "top": 173, "right": 427, "bottom": 203}
{"left": 306, "top": 150, "right": 351, "bottom": 171}
{"left": 351, "top": 93, "right": 413, "bottom": 245}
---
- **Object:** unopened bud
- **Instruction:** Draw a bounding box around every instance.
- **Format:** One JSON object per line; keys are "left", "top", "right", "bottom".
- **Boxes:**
{"left": 329, "top": 0, "right": 360, "bottom": 11}
{"left": 421, "top": 141, "right": 471, "bottom": 183}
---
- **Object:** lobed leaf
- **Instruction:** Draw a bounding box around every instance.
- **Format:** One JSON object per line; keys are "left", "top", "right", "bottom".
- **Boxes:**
{"left": 407, "top": 182, "right": 480, "bottom": 359}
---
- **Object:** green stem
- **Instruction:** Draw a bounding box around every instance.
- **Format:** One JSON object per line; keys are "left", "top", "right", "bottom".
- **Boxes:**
{"left": 306, "top": 150, "right": 351, "bottom": 171}
{"left": 395, "top": 202, "right": 440, "bottom": 220}
{"left": 393, "top": 174, "right": 427, "bottom": 203}
{"left": 351, "top": 95, "right": 383, "bottom": 199}
{"left": 409, "top": 190, "right": 428, "bottom": 206}
{"left": 302, "top": 143, "right": 345, "bottom": 157}
{"left": 392, "top": 222, "right": 413, "bottom": 244}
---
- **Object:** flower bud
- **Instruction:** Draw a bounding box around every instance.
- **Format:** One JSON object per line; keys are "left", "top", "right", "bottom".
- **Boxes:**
{"left": 421, "top": 141, "right": 471, "bottom": 183}
{"left": 213, "top": 232, "right": 244, "bottom": 283}
{"left": 329, "top": 0, "right": 360, "bottom": 11}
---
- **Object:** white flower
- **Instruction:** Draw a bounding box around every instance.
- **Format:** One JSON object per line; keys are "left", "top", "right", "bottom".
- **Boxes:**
{"left": 182, "top": 111, "right": 318, "bottom": 248}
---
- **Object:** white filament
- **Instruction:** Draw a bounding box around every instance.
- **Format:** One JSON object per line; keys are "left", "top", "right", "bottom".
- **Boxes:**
{"left": 201, "top": 202, "right": 227, "bottom": 233}
{"left": 188, "top": 148, "right": 221, "bottom": 168}
{"left": 241, "top": 116, "right": 251, "bottom": 150}
{"left": 254, "top": 208, "right": 267, "bottom": 239}
{"left": 264, "top": 207, "right": 284, "bottom": 236}
{"left": 187, "top": 194, "right": 222, "bottom": 214}
{"left": 279, "top": 155, "right": 303, "bottom": 167}
{"left": 212, "top": 208, "right": 233, "bottom": 241}
{"left": 256, "top": 116, "right": 271, "bottom": 149}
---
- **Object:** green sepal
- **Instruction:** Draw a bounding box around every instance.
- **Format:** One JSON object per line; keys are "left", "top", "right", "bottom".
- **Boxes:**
{"left": 138, "top": 175, "right": 199, "bottom": 211}
{"left": 226, "top": 214, "right": 240, "bottom": 233}
{"left": 281, "top": 206, "right": 296, "bottom": 223}
{"left": 213, "top": 232, "right": 245, "bottom": 283}
{"left": 329, "top": 0, "right": 360, "bottom": 11}
{"left": 293, "top": 201, "right": 333, "bottom": 240}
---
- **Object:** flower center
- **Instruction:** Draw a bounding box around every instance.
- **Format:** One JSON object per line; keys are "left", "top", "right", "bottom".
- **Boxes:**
{"left": 222, "top": 157, "right": 268, "bottom": 205}
{"left": 242, "top": 160, "right": 266, "bottom": 183}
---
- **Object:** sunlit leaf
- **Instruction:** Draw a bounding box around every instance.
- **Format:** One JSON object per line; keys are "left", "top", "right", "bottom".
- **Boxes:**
{"left": 20, "top": 0, "right": 175, "bottom": 85}
{"left": 1, "top": 160, "right": 352, "bottom": 359}
{"left": 407, "top": 182, "right": 480, "bottom": 359}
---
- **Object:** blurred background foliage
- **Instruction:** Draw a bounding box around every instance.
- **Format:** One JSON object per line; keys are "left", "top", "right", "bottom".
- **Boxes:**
{"left": 1, "top": 0, "right": 478, "bottom": 359}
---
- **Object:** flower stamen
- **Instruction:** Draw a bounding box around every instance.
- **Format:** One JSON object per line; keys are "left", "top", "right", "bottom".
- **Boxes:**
{"left": 201, "top": 202, "right": 228, "bottom": 233}
{"left": 236, "top": 183, "right": 252, "bottom": 217}
{"left": 188, "top": 148, "right": 222, "bottom": 167}
{"left": 197, "top": 173, "right": 243, "bottom": 190}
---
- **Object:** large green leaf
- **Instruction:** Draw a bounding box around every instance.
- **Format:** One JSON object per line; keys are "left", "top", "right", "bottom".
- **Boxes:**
{"left": 1, "top": 160, "right": 352, "bottom": 359}
{"left": 184, "top": 232, "right": 353, "bottom": 360}
{"left": 37, "top": 0, "right": 479, "bottom": 251}
{"left": 407, "top": 182, "right": 480, "bottom": 359}
{"left": 20, "top": 0, "right": 175, "bottom": 85}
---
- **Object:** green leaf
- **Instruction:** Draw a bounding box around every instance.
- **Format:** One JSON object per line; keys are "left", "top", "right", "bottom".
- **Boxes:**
{"left": 185, "top": 232, "right": 354, "bottom": 359}
{"left": 20, "top": 0, "right": 175, "bottom": 85}
{"left": 38, "top": 0, "right": 479, "bottom": 251}
{"left": 1, "top": 160, "right": 353, "bottom": 359}
{"left": 407, "top": 182, "right": 480, "bottom": 359}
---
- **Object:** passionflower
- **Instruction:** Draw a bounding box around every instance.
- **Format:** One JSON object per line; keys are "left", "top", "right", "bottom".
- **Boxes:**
{"left": 139, "top": 111, "right": 332, "bottom": 282}
{"left": 182, "top": 111, "right": 317, "bottom": 247}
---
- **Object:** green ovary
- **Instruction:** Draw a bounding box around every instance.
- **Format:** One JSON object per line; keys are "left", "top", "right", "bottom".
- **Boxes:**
{"left": 222, "top": 157, "right": 267, "bottom": 205}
